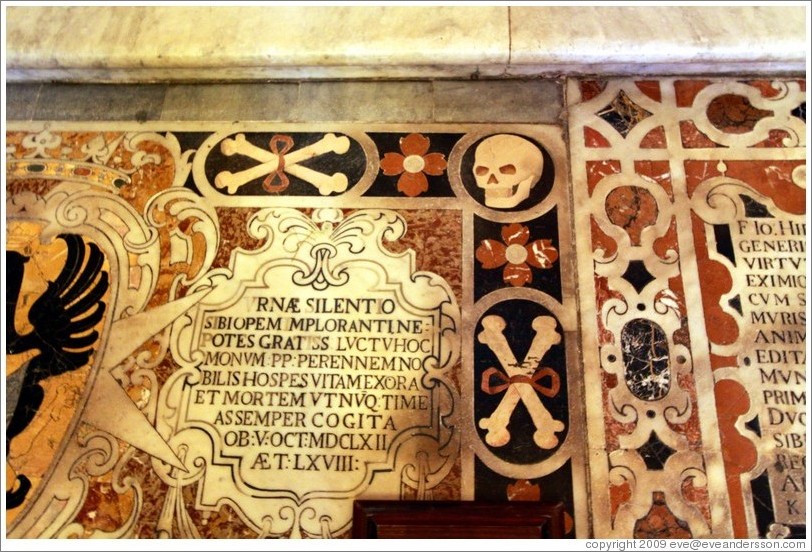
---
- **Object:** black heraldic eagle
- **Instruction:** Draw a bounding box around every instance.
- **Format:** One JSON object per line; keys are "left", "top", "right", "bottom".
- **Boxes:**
{"left": 6, "top": 233, "right": 109, "bottom": 509}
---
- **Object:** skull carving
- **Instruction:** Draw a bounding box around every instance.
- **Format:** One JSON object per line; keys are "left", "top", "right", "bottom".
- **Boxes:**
{"left": 474, "top": 134, "right": 544, "bottom": 209}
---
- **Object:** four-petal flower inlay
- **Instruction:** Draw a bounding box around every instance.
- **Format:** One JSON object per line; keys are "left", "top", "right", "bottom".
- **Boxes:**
{"left": 476, "top": 223, "right": 559, "bottom": 288}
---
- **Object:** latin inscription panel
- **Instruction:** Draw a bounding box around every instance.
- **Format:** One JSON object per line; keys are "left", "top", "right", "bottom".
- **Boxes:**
{"left": 734, "top": 213, "right": 806, "bottom": 525}
{"left": 179, "top": 208, "right": 459, "bottom": 497}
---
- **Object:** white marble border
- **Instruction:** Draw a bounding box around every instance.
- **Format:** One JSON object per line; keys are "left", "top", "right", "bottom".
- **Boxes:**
{"left": 4, "top": 5, "right": 807, "bottom": 82}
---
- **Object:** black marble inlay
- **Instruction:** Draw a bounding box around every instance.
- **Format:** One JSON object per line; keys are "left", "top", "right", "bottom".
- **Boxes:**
{"left": 740, "top": 194, "right": 773, "bottom": 218}
{"left": 791, "top": 101, "right": 806, "bottom": 123}
{"left": 622, "top": 260, "right": 655, "bottom": 294}
{"left": 459, "top": 133, "right": 555, "bottom": 211}
{"left": 728, "top": 295, "right": 743, "bottom": 316}
{"left": 473, "top": 210, "right": 562, "bottom": 302}
{"left": 713, "top": 223, "right": 736, "bottom": 266}
{"left": 621, "top": 318, "right": 670, "bottom": 400}
{"left": 597, "top": 90, "right": 652, "bottom": 138}
{"left": 203, "top": 132, "right": 367, "bottom": 196}
{"left": 745, "top": 414, "right": 761, "bottom": 438}
{"left": 365, "top": 132, "right": 459, "bottom": 198}
{"left": 750, "top": 471, "right": 807, "bottom": 539}
{"left": 474, "top": 300, "right": 568, "bottom": 464}
{"left": 173, "top": 132, "right": 211, "bottom": 194}
{"left": 6, "top": 234, "right": 109, "bottom": 509}
{"left": 637, "top": 431, "right": 675, "bottom": 470}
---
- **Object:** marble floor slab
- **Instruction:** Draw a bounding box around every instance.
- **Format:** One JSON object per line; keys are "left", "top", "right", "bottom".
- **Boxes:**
{"left": 3, "top": 77, "right": 807, "bottom": 540}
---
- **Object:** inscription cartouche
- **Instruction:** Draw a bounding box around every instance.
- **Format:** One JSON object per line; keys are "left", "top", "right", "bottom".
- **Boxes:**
{"left": 158, "top": 207, "right": 460, "bottom": 536}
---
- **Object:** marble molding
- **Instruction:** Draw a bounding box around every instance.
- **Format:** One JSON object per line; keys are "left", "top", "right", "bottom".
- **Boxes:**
{"left": 4, "top": 6, "right": 807, "bottom": 82}
{"left": 3, "top": 77, "right": 808, "bottom": 540}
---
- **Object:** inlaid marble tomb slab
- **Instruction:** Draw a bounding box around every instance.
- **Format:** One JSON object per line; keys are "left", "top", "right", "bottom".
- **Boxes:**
{"left": 4, "top": 122, "right": 586, "bottom": 538}
{"left": 4, "top": 76, "right": 807, "bottom": 540}
{"left": 568, "top": 77, "right": 806, "bottom": 539}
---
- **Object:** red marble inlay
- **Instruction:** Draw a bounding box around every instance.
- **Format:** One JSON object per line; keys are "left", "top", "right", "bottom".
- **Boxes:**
{"left": 584, "top": 126, "right": 612, "bottom": 148}
{"left": 610, "top": 481, "right": 633, "bottom": 523}
{"left": 684, "top": 160, "right": 720, "bottom": 195}
{"left": 745, "top": 79, "right": 784, "bottom": 99}
{"left": 601, "top": 370, "right": 634, "bottom": 452}
{"left": 594, "top": 275, "right": 621, "bottom": 348}
{"left": 652, "top": 218, "right": 679, "bottom": 263}
{"left": 586, "top": 160, "right": 622, "bottom": 195}
{"left": 751, "top": 129, "right": 794, "bottom": 148}
{"left": 639, "top": 126, "right": 667, "bottom": 149}
{"left": 715, "top": 384, "right": 758, "bottom": 469}
{"left": 710, "top": 354, "right": 738, "bottom": 369}
{"left": 213, "top": 207, "right": 264, "bottom": 269}
{"left": 590, "top": 217, "right": 618, "bottom": 264}
{"left": 724, "top": 160, "right": 806, "bottom": 215}
{"left": 706, "top": 94, "right": 772, "bottom": 134}
{"left": 714, "top": 378, "right": 759, "bottom": 538}
{"left": 392, "top": 209, "right": 463, "bottom": 304}
{"left": 674, "top": 80, "right": 711, "bottom": 108}
{"left": 679, "top": 120, "right": 719, "bottom": 149}
{"left": 605, "top": 186, "right": 658, "bottom": 246}
{"left": 507, "top": 479, "right": 541, "bottom": 501}
{"left": 681, "top": 478, "right": 712, "bottom": 528}
{"left": 74, "top": 478, "right": 136, "bottom": 535}
{"left": 670, "top": 372, "right": 702, "bottom": 447}
{"left": 691, "top": 214, "right": 739, "bottom": 351}
{"left": 581, "top": 80, "right": 607, "bottom": 102}
{"left": 635, "top": 81, "right": 662, "bottom": 103}
{"left": 633, "top": 492, "right": 692, "bottom": 538}
{"left": 635, "top": 160, "right": 673, "bottom": 196}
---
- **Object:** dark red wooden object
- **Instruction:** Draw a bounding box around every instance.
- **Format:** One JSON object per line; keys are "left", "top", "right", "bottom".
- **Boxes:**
{"left": 352, "top": 500, "right": 566, "bottom": 539}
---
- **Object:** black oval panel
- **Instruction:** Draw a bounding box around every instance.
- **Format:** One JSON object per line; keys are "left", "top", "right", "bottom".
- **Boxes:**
{"left": 621, "top": 318, "right": 670, "bottom": 401}
{"left": 473, "top": 300, "right": 568, "bottom": 464}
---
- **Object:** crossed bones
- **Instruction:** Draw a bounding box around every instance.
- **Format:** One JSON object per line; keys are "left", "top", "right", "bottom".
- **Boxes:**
{"left": 214, "top": 133, "right": 351, "bottom": 195}
{"left": 478, "top": 315, "right": 565, "bottom": 449}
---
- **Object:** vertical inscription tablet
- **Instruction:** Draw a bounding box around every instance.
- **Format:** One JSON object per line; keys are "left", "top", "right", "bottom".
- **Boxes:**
{"left": 733, "top": 213, "right": 806, "bottom": 525}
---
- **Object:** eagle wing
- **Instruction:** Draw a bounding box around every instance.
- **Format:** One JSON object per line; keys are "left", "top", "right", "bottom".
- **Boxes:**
{"left": 6, "top": 234, "right": 109, "bottom": 509}
{"left": 26, "top": 233, "right": 109, "bottom": 373}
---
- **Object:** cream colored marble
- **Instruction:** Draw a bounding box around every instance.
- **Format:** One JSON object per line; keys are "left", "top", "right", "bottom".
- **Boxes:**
{"left": 5, "top": 6, "right": 807, "bottom": 82}
{"left": 5, "top": 6, "right": 509, "bottom": 81}
{"left": 509, "top": 6, "right": 807, "bottom": 75}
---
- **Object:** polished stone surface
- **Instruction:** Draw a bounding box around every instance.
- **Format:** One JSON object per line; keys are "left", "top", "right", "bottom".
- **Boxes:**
{"left": 4, "top": 6, "right": 806, "bottom": 82}
{"left": 508, "top": 6, "right": 807, "bottom": 75}
{"left": 6, "top": 80, "right": 565, "bottom": 124}
{"left": 160, "top": 83, "right": 300, "bottom": 122}
{"left": 3, "top": 77, "right": 807, "bottom": 541}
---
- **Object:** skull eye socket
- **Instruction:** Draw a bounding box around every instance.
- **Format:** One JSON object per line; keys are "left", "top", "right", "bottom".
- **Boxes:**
{"left": 499, "top": 164, "right": 516, "bottom": 175}
{"left": 475, "top": 166, "right": 489, "bottom": 176}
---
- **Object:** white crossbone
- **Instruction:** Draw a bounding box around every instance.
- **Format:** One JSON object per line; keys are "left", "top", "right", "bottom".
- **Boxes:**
{"left": 214, "top": 133, "right": 351, "bottom": 195}
{"left": 477, "top": 315, "right": 565, "bottom": 449}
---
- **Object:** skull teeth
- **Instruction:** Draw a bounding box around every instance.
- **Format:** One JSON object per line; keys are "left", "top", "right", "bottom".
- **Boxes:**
{"left": 487, "top": 185, "right": 517, "bottom": 198}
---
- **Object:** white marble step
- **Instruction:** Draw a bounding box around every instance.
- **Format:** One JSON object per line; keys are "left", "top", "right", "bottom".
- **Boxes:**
{"left": 4, "top": 5, "right": 807, "bottom": 82}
